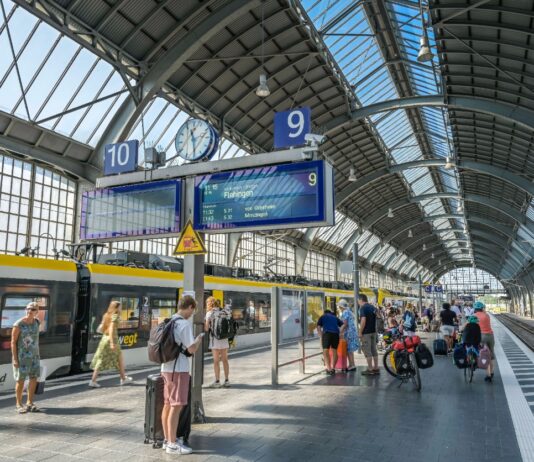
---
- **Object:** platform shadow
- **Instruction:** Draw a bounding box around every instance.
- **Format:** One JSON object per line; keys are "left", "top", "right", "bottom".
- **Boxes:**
{"left": 41, "top": 406, "right": 129, "bottom": 415}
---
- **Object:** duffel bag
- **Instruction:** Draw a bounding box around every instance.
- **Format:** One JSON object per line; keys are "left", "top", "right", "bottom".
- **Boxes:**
{"left": 415, "top": 343, "right": 434, "bottom": 369}
{"left": 394, "top": 349, "right": 411, "bottom": 375}
{"left": 453, "top": 344, "right": 467, "bottom": 369}
{"left": 404, "top": 335, "right": 421, "bottom": 350}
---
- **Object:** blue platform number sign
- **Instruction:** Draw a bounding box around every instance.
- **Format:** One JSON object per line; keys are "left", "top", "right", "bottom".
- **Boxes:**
{"left": 273, "top": 107, "right": 311, "bottom": 149}
{"left": 424, "top": 285, "right": 432, "bottom": 293}
{"left": 104, "top": 140, "right": 139, "bottom": 176}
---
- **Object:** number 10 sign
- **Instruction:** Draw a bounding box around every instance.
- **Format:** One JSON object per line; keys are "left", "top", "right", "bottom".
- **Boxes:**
{"left": 104, "top": 140, "right": 139, "bottom": 176}
{"left": 273, "top": 107, "right": 311, "bottom": 149}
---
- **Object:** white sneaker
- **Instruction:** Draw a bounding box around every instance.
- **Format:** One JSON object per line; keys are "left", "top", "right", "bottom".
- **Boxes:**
{"left": 209, "top": 381, "right": 222, "bottom": 388}
{"left": 178, "top": 441, "right": 193, "bottom": 454}
{"left": 162, "top": 440, "right": 167, "bottom": 450}
{"left": 166, "top": 443, "right": 193, "bottom": 455}
{"left": 223, "top": 380, "right": 231, "bottom": 388}
{"left": 120, "top": 376, "right": 133, "bottom": 385}
{"left": 88, "top": 380, "right": 101, "bottom": 388}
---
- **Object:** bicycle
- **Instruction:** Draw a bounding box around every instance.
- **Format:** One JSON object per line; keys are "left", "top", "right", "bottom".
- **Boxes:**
{"left": 383, "top": 334, "right": 422, "bottom": 392}
{"left": 464, "top": 345, "right": 478, "bottom": 384}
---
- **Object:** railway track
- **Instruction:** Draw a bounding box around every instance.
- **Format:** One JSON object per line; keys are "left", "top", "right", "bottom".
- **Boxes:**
{"left": 496, "top": 313, "right": 534, "bottom": 351}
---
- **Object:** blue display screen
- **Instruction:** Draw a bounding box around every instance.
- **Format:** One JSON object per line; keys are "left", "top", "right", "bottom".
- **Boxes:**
{"left": 194, "top": 160, "right": 329, "bottom": 231}
{"left": 81, "top": 180, "right": 181, "bottom": 240}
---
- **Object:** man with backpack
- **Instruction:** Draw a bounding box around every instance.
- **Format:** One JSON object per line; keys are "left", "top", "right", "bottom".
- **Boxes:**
{"left": 160, "top": 296, "right": 203, "bottom": 455}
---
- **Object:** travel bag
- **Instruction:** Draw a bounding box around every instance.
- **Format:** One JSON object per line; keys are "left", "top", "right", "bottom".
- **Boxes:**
{"left": 433, "top": 333, "right": 448, "bottom": 356}
{"left": 415, "top": 343, "right": 434, "bottom": 369}
{"left": 144, "top": 374, "right": 165, "bottom": 448}
{"left": 330, "top": 338, "right": 348, "bottom": 371}
{"left": 477, "top": 346, "right": 491, "bottom": 369}
{"left": 177, "top": 375, "right": 192, "bottom": 444}
{"left": 453, "top": 344, "right": 468, "bottom": 369}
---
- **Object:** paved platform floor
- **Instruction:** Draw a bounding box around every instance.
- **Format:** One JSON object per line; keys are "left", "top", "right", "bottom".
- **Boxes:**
{"left": 0, "top": 322, "right": 529, "bottom": 462}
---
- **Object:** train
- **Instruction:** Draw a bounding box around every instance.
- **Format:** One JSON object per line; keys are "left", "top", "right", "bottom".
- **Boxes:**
{"left": 0, "top": 253, "right": 385, "bottom": 392}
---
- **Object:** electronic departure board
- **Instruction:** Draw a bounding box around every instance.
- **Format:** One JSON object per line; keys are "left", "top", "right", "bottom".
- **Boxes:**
{"left": 194, "top": 160, "right": 334, "bottom": 232}
{"left": 81, "top": 180, "right": 181, "bottom": 240}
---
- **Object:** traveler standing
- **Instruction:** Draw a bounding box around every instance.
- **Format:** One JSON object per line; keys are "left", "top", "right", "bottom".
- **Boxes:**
{"left": 317, "top": 308, "right": 345, "bottom": 375}
{"left": 161, "top": 296, "right": 203, "bottom": 455}
{"left": 473, "top": 301, "right": 495, "bottom": 382}
{"left": 401, "top": 304, "right": 417, "bottom": 337}
{"left": 204, "top": 296, "right": 232, "bottom": 388}
{"left": 439, "top": 302, "right": 457, "bottom": 353}
{"left": 451, "top": 301, "right": 462, "bottom": 327}
{"left": 89, "top": 301, "right": 133, "bottom": 388}
{"left": 11, "top": 302, "right": 41, "bottom": 413}
{"left": 358, "top": 294, "right": 379, "bottom": 375}
{"left": 338, "top": 299, "right": 358, "bottom": 371}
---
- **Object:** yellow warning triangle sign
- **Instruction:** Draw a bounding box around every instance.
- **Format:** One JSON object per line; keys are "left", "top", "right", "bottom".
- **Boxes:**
{"left": 173, "top": 219, "right": 207, "bottom": 255}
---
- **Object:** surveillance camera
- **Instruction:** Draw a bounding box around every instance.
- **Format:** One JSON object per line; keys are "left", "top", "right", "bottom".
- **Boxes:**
{"left": 304, "top": 133, "right": 326, "bottom": 144}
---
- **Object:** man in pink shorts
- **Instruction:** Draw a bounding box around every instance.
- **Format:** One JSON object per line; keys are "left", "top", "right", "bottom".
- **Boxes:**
{"left": 161, "top": 295, "right": 203, "bottom": 455}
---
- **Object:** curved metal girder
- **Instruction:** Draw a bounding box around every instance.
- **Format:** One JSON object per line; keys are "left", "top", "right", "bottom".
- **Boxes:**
{"left": 335, "top": 158, "right": 534, "bottom": 208}
{"left": 324, "top": 95, "right": 534, "bottom": 136}
{"left": 383, "top": 214, "right": 516, "bottom": 246}
{"left": 427, "top": 254, "right": 503, "bottom": 277}
{"left": 363, "top": 193, "right": 529, "bottom": 230}
{"left": 91, "top": 0, "right": 261, "bottom": 168}
{"left": 432, "top": 261, "right": 504, "bottom": 283}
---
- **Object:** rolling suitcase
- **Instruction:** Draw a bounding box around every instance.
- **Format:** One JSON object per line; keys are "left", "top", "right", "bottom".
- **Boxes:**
{"left": 144, "top": 374, "right": 164, "bottom": 448}
{"left": 433, "top": 333, "right": 448, "bottom": 356}
{"left": 330, "top": 339, "right": 348, "bottom": 372}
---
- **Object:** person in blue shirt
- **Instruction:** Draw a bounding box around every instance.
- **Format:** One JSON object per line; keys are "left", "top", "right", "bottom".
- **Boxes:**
{"left": 317, "top": 309, "right": 345, "bottom": 375}
{"left": 358, "top": 294, "right": 379, "bottom": 375}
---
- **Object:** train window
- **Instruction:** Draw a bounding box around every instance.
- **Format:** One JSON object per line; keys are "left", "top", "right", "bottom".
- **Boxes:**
{"left": 111, "top": 296, "right": 141, "bottom": 331}
{"left": 151, "top": 298, "right": 176, "bottom": 328}
{"left": 224, "top": 291, "right": 254, "bottom": 335}
{"left": 0, "top": 296, "right": 49, "bottom": 333}
{"left": 252, "top": 293, "right": 271, "bottom": 332}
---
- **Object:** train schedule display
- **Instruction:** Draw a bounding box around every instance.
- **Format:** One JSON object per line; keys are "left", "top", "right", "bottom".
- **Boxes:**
{"left": 80, "top": 179, "right": 181, "bottom": 240}
{"left": 194, "top": 160, "right": 334, "bottom": 232}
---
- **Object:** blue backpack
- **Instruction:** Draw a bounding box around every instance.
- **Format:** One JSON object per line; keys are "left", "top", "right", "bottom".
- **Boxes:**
{"left": 403, "top": 311, "right": 415, "bottom": 330}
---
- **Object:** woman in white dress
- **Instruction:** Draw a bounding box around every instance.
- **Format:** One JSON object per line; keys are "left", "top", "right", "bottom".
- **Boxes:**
{"left": 204, "top": 296, "right": 231, "bottom": 388}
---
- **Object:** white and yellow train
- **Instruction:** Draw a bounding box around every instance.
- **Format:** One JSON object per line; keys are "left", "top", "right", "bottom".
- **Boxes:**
{"left": 0, "top": 254, "right": 380, "bottom": 391}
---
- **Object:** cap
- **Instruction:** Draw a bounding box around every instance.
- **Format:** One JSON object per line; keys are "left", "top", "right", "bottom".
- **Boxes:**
{"left": 473, "top": 301, "right": 485, "bottom": 311}
{"left": 337, "top": 299, "right": 349, "bottom": 309}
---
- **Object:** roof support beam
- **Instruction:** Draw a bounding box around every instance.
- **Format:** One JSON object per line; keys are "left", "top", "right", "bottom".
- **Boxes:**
{"left": 324, "top": 95, "right": 534, "bottom": 135}
{"left": 90, "top": 0, "right": 260, "bottom": 168}
{"left": 362, "top": 193, "right": 531, "bottom": 230}
{"left": 335, "top": 158, "right": 534, "bottom": 208}
{"left": 0, "top": 134, "right": 98, "bottom": 182}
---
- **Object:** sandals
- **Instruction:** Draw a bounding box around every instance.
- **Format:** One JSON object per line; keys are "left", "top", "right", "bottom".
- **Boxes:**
{"left": 26, "top": 403, "right": 39, "bottom": 412}
{"left": 16, "top": 406, "right": 27, "bottom": 414}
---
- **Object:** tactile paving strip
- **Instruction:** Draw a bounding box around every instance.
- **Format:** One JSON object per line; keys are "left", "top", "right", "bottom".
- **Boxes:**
{"left": 493, "top": 315, "right": 534, "bottom": 462}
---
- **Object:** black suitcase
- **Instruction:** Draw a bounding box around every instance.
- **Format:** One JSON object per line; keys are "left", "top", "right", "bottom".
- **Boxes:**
{"left": 144, "top": 374, "right": 164, "bottom": 448}
{"left": 433, "top": 338, "right": 448, "bottom": 356}
{"left": 144, "top": 373, "right": 192, "bottom": 448}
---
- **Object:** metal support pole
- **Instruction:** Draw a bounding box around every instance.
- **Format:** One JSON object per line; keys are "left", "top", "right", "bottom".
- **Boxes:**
{"left": 183, "top": 178, "right": 206, "bottom": 423}
{"left": 271, "top": 287, "right": 279, "bottom": 387}
{"left": 353, "top": 243, "right": 359, "bottom": 321}
{"left": 418, "top": 274, "right": 423, "bottom": 316}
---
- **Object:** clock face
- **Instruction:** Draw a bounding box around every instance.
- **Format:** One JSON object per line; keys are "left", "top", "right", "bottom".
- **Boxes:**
{"left": 174, "top": 119, "right": 219, "bottom": 162}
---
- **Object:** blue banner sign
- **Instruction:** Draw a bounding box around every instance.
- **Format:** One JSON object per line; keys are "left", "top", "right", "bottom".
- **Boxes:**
{"left": 81, "top": 180, "right": 181, "bottom": 240}
{"left": 194, "top": 160, "right": 334, "bottom": 232}
{"left": 273, "top": 107, "right": 311, "bottom": 149}
{"left": 424, "top": 285, "right": 443, "bottom": 293}
{"left": 104, "top": 140, "right": 139, "bottom": 176}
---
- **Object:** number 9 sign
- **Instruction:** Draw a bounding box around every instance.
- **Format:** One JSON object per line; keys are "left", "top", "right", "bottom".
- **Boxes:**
{"left": 103, "top": 140, "right": 139, "bottom": 176}
{"left": 273, "top": 107, "right": 311, "bottom": 149}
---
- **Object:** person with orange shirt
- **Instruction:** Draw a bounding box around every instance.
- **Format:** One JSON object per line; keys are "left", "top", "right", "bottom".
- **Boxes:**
{"left": 473, "top": 301, "right": 495, "bottom": 382}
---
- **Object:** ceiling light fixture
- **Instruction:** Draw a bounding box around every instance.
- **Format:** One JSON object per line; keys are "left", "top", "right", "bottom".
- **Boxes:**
{"left": 456, "top": 202, "right": 463, "bottom": 213}
{"left": 431, "top": 252, "right": 435, "bottom": 259}
{"left": 422, "top": 243, "right": 426, "bottom": 251}
{"left": 408, "top": 229, "right": 413, "bottom": 238}
{"left": 348, "top": 167, "right": 357, "bottom": 182}
{"left": 444, "top": 156, "right": 454, "bottom": 170}
{"left": 256, "top": 3, "right": 270, "bottom": 98}
{"left": 387, "top": 208, "right": 394, "bottom": 218}
{"left": 417, "top": 35, "right": 434, "bottom": 63}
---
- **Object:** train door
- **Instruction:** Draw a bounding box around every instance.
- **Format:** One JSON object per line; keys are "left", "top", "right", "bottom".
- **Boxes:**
{"left": 71, "top": 268, "right": 91, "bottom": 373}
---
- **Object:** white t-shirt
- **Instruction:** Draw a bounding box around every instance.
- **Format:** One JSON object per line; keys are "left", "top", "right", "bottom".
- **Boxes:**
{"left": 161, "top": 315, "right": 195, "bottom": 373}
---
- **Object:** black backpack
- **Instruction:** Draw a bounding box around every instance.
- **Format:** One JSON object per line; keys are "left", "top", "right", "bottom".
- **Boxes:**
{"left": 415, "top": 343, "right": 434, "bottom": 369}
{"left": 211, "top": 310, "right": 236, "bottom": 340}
{"left": 147, "top": 317, "right": 181, "bottom": 364}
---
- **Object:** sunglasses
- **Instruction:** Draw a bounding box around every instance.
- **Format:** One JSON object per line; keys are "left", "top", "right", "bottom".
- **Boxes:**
{"left": 29, "top": 308, "right": 38, "bottom": 312}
